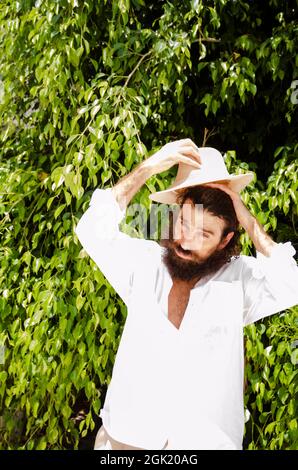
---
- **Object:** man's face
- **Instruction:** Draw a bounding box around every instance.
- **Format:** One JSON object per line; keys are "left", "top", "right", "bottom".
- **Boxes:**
{"left": 161, "top": 198, "right": 234, "bottom": 283}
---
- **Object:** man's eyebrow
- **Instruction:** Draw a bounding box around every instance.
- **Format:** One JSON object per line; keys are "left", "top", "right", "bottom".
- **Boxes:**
{"left": 180, "top": 214, "right": 214, "bottom": 235}
{"left": 202, "top": 228, "right": 214, "bottom": 235}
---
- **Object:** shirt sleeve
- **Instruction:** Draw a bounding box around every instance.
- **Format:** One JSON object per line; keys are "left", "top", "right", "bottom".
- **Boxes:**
{"left": 74, "top": 187, "right": 157, "bottom": 306}
{"left": 241, "top": 242, "right": 298, "bottom": 326}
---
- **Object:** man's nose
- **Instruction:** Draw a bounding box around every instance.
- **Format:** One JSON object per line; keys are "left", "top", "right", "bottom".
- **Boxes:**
{"left": 181, "top": 226, "right": 193, "bottom": 245}
{"left": 181, "top": 228, "right": 203, "bottom": 251}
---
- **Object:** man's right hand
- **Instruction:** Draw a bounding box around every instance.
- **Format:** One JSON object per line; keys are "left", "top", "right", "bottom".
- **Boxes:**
{"left": 142, "top": 139, "right": 201, "bottom": 177}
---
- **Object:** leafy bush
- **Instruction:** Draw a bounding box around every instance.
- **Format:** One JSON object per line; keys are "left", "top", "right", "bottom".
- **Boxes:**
{"left": 0, "top": 0, "right": 297, "bottom": 449}
{"left": 244, "top": 309, "right": 298, "bottom": 450}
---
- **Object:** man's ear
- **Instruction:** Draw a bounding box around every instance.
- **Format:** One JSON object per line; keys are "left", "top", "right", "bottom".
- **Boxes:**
{"left": 218, "top": 231, "right": 234, "bottom": 250}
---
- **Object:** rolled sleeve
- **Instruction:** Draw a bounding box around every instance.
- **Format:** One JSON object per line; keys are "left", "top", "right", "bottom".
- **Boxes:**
{"left": 75, "top": 187, "right": 157, "bottom": 306}
{"left": 242, "top": 242, "right": 298, "bottom": 326}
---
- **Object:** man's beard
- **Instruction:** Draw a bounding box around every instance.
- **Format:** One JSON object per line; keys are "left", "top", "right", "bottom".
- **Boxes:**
{"left": 159, "top": 230, "right": 229, "bottom": 283}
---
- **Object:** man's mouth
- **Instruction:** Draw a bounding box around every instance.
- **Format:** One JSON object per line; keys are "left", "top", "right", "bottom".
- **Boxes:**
{"left": 174, "top": 244, "right": 192, "bottom": 259}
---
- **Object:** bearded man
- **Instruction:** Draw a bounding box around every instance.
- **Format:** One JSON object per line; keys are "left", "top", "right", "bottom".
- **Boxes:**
{"left": 75, "top": 139, "right": 298, "bottom": 450}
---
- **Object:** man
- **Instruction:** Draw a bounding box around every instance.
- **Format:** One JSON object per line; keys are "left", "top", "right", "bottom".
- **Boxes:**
{"left": 75, "top": 139, "right": 298, "bottom": 450}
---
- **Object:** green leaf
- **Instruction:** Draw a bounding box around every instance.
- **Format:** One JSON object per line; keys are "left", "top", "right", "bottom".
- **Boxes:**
{"left": 290, "top": 349, "right": 298, "bottom": 365}
{"left": 265, "top": 421, "right": 276, "bottom": 435}
{"left": 54, "top": 204, "right": 66, "bottom": 219}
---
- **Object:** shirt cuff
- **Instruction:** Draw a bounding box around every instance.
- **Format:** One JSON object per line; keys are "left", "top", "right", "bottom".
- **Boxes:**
{"left": 253, "top": 242, "right": 297, "bottom": 279}
{"left": 90, "top": 187, "right": 126, "bottom": 221}
{"left": 89, "top": 188, "right": 127, "bottom": 239}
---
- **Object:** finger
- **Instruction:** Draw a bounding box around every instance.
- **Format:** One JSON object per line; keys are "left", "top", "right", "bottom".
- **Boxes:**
{"left": 177, "top": 139, "right": 199, "bottom": 154}
{"left": 177, "top": 153, "right": 201, "bottom": 168}
{"left": 180, "top": 139, "right": 200, "bottom": 152}
{"left": 179, "top": 145, "right": 201, "bottom": 163}
{"left": 181, "top": 138, "right": 196, "bottom": 146}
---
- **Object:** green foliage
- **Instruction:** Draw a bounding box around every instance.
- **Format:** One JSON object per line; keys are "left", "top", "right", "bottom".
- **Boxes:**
{"left": 0, "top": 0, "right": 297, "bottom": 449}
{"left": 244, "top": 309, "right": 298, "bottom": 450}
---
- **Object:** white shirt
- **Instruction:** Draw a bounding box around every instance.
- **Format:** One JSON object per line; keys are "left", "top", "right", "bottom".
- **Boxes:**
{"left": 75, "top": 187, "right": 298, "bottom": 450}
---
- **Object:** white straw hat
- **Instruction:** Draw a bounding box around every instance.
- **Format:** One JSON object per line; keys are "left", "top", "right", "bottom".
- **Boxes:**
{"left": 149, "top": 147, "right": 254, "bottom": 204}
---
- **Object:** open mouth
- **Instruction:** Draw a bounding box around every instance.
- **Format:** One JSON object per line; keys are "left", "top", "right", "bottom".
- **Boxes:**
{"left": 174, "top": 244, "right": 192, "bottom": 259}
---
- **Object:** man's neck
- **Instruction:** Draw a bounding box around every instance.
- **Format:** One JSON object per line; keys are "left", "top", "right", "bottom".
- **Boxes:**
{"left": 171, "top": 276, "right": 200, "bottom": 291}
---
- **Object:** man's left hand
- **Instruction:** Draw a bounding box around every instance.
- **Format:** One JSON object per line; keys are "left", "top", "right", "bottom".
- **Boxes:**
{"left": 203, "top": 182, "right": 277, "bottom": 256}
{"left": 202, "top": 182, "right": 254, "bottom": 231}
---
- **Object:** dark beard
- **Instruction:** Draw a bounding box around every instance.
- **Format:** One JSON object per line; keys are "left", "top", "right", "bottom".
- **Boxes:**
{"left": 159, "top": 237, "right": 229, "bottom": 283}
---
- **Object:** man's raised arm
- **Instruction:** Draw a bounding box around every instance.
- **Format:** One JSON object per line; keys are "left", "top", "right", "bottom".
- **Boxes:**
{"left": 75, "top": 139, "right": 201, "bottom": 305}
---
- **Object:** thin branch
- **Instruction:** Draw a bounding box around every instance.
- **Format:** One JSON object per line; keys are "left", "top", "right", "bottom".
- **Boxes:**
{"left": 113, "top": 50, "right": 153, "bottom": 114}
{"left": 194, "top": 27, "right": 221, "bottom": 44}
{"left": 123, "top": 50, "right": 153, "bottom": 90}
{"left": 193, "top": 37, "right": 221, "bottom": 43}
{"left": 202, "top": 127, "right": 218, "bottom": 147}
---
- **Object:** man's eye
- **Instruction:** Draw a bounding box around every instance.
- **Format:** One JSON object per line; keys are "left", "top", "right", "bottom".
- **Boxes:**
{"left": 197, "top": 229, "right": 209, "bottom": 238}
{"left": 180, "top": 217, "right": 209, "bottom": 237}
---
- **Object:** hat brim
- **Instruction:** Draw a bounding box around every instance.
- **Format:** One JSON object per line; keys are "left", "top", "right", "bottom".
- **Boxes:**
{"left": 149, "top": 173, "right": 254, "bottom": 204}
